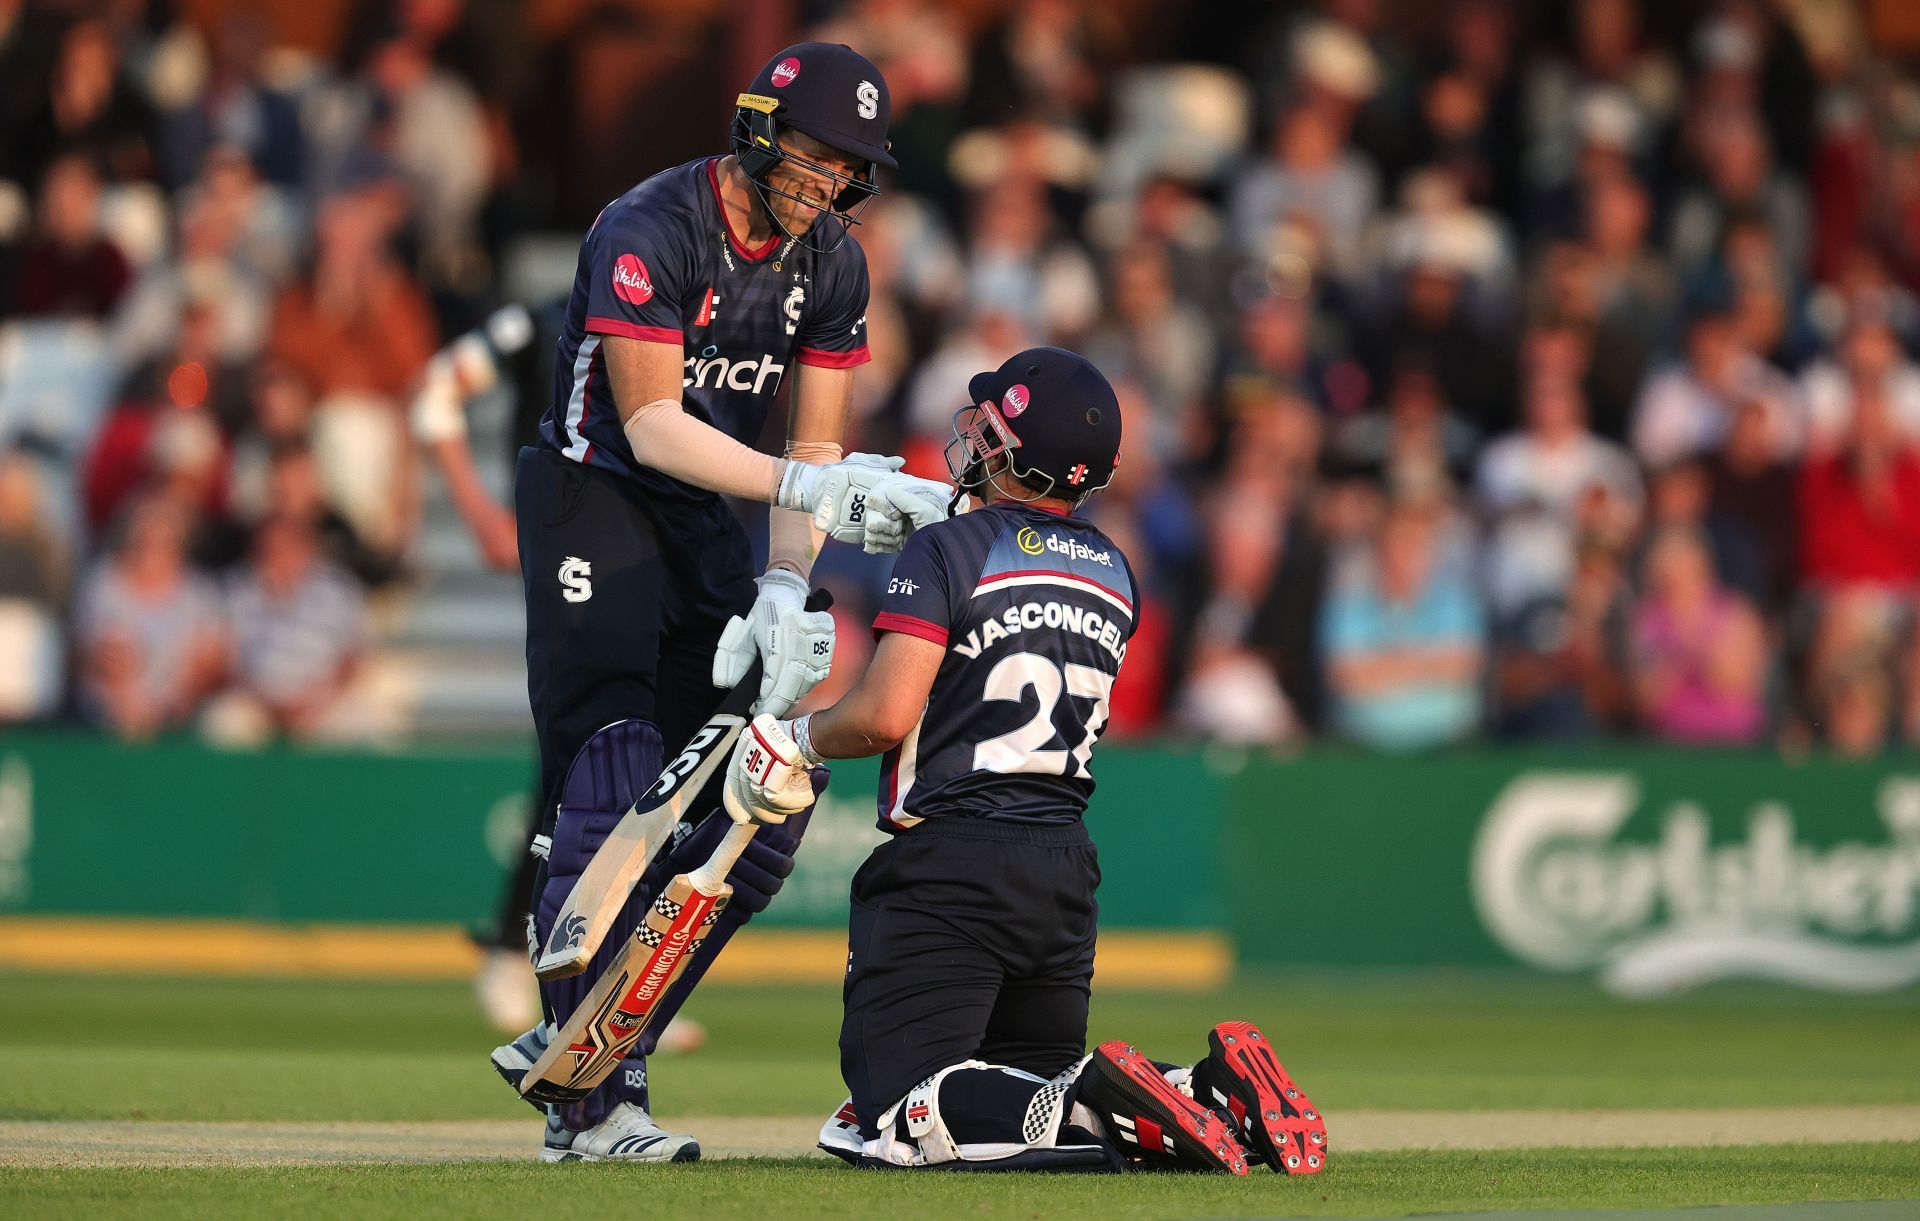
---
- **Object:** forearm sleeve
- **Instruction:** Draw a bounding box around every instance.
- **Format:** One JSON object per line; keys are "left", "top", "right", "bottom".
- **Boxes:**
{"left": 621, "top": 398, "right": 785, "bottom": 503}
{"left": 767, "top": 440, "right": 840, "bottom": 576}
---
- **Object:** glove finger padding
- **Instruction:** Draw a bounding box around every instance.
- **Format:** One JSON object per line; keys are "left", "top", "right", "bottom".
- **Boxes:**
{"left": 712, "top": 612, "right": 756, "bottom": 689}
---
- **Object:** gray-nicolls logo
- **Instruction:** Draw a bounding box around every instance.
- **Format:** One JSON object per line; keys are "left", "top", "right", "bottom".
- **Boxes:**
{"left": 558, "top": 557, "right": 592, "bottom": 603}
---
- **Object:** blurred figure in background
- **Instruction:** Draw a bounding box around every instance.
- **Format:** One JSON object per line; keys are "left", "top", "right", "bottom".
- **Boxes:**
{"left": 1631, "top": 298, "right": 1799, "bottom": 468}
{"left": 205, "top": 512, "right": 371, "bottom": 745}
{"left": 1319, "top": 499, "right": 1484, "bottom": 750}
{"left": 74, "top": 496, "right": 226, "bottom": 740}
{"left": 1629, "top": 526, "right": 1767, "bottom": 746}
{"left": 8, "top": 152, "right": 129, "bottom": 320}
{"left": 0, "top": 447, "right": 66, "bottom": 721}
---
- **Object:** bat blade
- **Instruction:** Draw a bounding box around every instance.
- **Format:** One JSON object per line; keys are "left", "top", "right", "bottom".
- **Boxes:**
{"left": 533, "top": 713, "right": 745, "bottom": 980}
{"left": 520, "top": 872, "right": 734, "bottom": 1103}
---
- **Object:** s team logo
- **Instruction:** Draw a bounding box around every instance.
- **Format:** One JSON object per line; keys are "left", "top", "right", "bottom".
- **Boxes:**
{"left": 856, "top": 81, "right": 880, "bottom": 119}
{"left": 611, "top": 254, "right": 653, "bottom": 305}
{"left": 559, "top": 557, "right": 593, "bottom": 603}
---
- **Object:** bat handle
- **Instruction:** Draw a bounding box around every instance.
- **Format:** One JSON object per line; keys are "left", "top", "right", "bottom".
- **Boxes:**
{"left": 688, "top": 821, "right": 759, "bottom": 896}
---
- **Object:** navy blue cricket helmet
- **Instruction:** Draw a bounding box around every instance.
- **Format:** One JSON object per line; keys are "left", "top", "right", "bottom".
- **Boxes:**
{"left": 947, "top": 347, "right": 1124, "bottom": 508}
{"left": 732, "top": 43, "right": 892, "bottom": 251}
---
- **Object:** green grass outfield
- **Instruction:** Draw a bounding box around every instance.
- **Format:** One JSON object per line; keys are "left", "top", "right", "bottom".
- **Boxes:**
{"left": 3, "top": 969, "right": 1919, "bottom": 1218}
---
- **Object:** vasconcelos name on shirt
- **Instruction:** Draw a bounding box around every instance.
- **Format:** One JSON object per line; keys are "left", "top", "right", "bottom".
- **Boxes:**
{"left": 952, "top": 601, "right": 1127, "bottom": 664}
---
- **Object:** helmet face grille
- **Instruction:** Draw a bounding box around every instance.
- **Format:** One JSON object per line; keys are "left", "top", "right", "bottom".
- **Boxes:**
{"left": 945, "top": 401, "right": 1020, "bottom": 488}
{"left": 730, "top": 103, "right": 879, "bottom": 255}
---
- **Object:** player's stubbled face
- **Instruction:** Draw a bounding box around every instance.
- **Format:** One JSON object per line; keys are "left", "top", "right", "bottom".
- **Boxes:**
{"left": 766, "top": 132, "right": 862, "bottom": 235}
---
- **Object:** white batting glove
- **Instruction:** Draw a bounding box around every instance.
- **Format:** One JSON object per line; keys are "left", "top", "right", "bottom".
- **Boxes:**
{"left": 724, "top": 713, "right": 818, "bottom": 826}
{"left": 711, "top": 569, "right": 835, "bottom": 718}
{"left": 858, "top": 473, "right": 953, "bottom": 553}
{"left": 778, "top": 452, "right": 918, "bottom": 547}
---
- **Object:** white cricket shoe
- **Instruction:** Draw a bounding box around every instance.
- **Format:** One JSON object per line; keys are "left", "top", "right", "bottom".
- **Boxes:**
{"left": 543, "top": 1102, "right": 701, "bottom": 1163}
{"left": 475, "top": 948, "right": 540, "bottom": 1034}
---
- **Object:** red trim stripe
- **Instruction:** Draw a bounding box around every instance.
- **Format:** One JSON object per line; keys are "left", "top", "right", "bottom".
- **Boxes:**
{"left": 587, "top": 317, "right": 681, "bottom": 344}
{"left": 707, "top": 158, "right": 781, "bottom": 261}
{"left": 872, "top": 611, "right": 947, "bottom": 646}
{"left": 976, "top": 569, "right": 1134, "bottom": 615}
{"left": 796, "top": 344, "right": 872, "bottom": 370}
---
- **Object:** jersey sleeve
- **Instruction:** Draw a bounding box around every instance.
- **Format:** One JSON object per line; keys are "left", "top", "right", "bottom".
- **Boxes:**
{"left": 873, "top": 527, "right": 956, "bottom": 646}
{"left": 582, "top": 206, "right": 689, "bottom": 346}
{"left": 796, "top": 235, "right": 872, "bottom": 369}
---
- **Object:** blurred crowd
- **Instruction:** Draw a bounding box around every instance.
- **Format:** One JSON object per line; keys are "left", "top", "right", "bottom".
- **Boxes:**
{"left": 3, "top": 0, "right": 1920, "bottom": 758}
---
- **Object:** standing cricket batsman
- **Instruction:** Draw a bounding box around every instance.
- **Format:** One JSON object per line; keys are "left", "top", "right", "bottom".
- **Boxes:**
{"left": 722, "top": 348, "right": 1329, "bottom": 1174}
{"left": 490, "top": 42, "right": 948, "bottom": 1162}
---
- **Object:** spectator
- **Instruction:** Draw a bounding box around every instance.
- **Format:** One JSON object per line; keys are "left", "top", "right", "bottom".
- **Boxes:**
{"left": 1231, "top": 101, "right": 1379, "bottom": 284}
{"left": 1080, "top": 243, "right": 1215, "bottom": 459}
{"left": 1800, "top": 321, "right": 1920, "bottom": 453}
{"left": 268, "top": 185, "right": 438, "bottom": 405}
{"left": 960, "top": 177, "right": 1099, "bottom": 345}
{"left": 10, "top": 152, "right": 130, "bottom": 320}
{"left": 158, "top": 14, "right": 306, "bottom": 191}
{"left": 1477, "top": 372, "right": 1640, "bottom": 617}
{"left": 1707, "top": 398, "right": 1798, "bottom": 613}
{"left": 1798, "top": 385, "right": 1920, "bottom": 594}
{"left": 74, "top": 496, "right": 226, "bottom": 739}
{"left": 1329, "top": 357, "right": 1479, "bottom": 502}
{"left": 210, "top": 513, "right": 370, "bottom": 743}
{"left": 1630, "top": 299, "right": 1800, "bottom": 467}
{"left": 1629, "top": 526, "right": 1767, "bottom": 745}
{"left": 1320, "top": 500, "right": 1484, "bottom": 750}
{"left": 0, "top": 446, "right": 62, "bottom": 608}
{"left": 8, "top": 19, "right": 155, "bottom": 187}
{"left": 1669, "top": 104, "right": 1809, "bottom": 282}
{"left": 1491, "top": 534, "right": 1634, "bottom": 739}
{"left": 0, "top": 446, "right": 65, "bottom": 719}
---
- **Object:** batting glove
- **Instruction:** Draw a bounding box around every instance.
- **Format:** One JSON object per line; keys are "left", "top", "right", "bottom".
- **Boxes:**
{"left": 857, "top": 473, "right": 952, "bottom": 553}
{"left": 712, "top": 569, "right": 835, "bottom": 718}
{"left": 724, "top": 713, "right": 818, "bottom": 826}
{"left": 777, "top": 453, "right": 914, "bottom": 547}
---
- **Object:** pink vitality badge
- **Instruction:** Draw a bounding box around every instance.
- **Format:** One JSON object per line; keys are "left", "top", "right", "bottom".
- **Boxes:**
{"left": 1001, "top": 384, "right": 1030, "bottom": 417}
{"left": 611, "top": 254, "right": 654, "bottom": 305}
{"left": 771, "top": 57, "right": 801, "bottom": 87}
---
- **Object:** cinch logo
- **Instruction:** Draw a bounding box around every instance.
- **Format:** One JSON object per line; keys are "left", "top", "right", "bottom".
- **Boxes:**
{"left": 771, "top": 57, "right": 801, "bottom": 87}
{"left": 1002, "top": 384, "right": 1030, "bottom": 417}
{"left": 1016, "top": 527, "right": 1044, "bottom": 555}
{"left": 1044, "top": 534, "right": 1113, "bottom": 566}
{"left": 611, "top": 254, "right": 653, "bottom": 305}
{"left": 684, "top": 350, "right": 787, "bottom": 395}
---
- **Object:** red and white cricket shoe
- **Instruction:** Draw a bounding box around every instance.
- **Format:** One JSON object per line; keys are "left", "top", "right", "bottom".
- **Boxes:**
{"left": 1188, "top": 1021, "right": 1327, "bottom": 1174}
{"left": 1078, "top": 1040, "right": 1250, "bottom": 1175}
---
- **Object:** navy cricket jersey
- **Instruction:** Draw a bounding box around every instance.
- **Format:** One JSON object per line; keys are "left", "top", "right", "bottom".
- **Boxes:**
{"left": 539, "top": 157, "right": 872, "bottom": 515}
{"left": 870, "top": 501, "right": 1139, "bottom": 829}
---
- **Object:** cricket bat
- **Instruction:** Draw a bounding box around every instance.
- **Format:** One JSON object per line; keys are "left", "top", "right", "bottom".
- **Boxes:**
{"left": 533, "top": 589, "right": 831, "bottom": 980}
{"left": 519, "top": 821, "right": 761, "bottom": 1104}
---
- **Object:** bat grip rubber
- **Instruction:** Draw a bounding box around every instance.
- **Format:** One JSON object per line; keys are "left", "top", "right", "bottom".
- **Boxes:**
{"left": 688, "top": 821, "right": 758, "bottom": 896}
